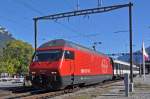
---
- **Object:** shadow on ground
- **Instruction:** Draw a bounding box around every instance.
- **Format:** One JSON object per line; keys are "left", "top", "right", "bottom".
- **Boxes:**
{"left": 0, "top": 86, "right": 35, "bottom": 93}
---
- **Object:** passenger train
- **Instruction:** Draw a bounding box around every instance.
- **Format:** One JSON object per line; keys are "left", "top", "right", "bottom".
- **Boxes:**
{"left": 113, "top": 60, "right": 139, "bottom": 79}
{"left": 29, "top": 39, "right": 139, "bottom": 89}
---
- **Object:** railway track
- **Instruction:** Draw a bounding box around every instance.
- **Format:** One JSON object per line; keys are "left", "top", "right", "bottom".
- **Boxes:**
{"left": 2, "top": 79, "right": 122, "bottom": 99}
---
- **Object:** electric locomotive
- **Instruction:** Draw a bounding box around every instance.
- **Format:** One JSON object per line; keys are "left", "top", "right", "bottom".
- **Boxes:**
{"left": 29, "top": 39, "right": 139, "bottom": 89}
{"left": 29, "top": 39, "right": 113, "bottom": 89}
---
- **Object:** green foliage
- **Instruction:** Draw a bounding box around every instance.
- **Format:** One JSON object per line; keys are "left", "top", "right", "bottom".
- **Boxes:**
{"left": 0, "top": 40, "right": 33, "bottom": 75}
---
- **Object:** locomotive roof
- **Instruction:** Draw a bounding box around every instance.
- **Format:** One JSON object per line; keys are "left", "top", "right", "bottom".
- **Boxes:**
{"left": 39, "top": 39, "right": 107, "bottom": 57}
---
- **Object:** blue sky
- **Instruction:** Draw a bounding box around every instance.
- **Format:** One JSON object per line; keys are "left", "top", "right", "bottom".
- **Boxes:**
{"left": 0, "top": 0, "right": 150, "bottom": 54}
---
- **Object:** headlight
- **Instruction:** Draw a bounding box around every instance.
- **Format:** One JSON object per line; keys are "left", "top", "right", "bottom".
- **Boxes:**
{"left": 31, "top": 72, "right": 36, "bottom": 74}
{"left": 51, "top": 71, "right": 57, "bottom": 74}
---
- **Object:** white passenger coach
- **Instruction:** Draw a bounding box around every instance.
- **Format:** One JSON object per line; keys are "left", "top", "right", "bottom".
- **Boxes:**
{"left": 113, "top": 60, "right": 139, "bottom": 78}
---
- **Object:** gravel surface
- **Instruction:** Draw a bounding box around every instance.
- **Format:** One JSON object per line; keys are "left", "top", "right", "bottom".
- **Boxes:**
{"left": 0, "top": 75, "right": 150, "bottom": 99}
{"left": 51, "top": 75, "right": 150, "bottom": 99}
{"left": 0, "top": 81, "right": 24, "bottom": 98}
{"left": 0, "top": 81, "right": 23, "bottom": 88}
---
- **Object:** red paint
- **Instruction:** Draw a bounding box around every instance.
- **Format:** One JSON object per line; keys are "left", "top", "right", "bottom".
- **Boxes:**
{"left": 29, "top": 39, "right": 113, "bottom": 78}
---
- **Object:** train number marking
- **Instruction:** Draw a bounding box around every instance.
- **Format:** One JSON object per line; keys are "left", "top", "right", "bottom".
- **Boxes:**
{"left": 80, "top": 69, "right": 91, "bottom": 74}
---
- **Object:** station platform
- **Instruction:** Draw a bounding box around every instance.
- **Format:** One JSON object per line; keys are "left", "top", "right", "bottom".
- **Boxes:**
{"left": 96, "top": 75, "right": 150, "bottom": 99}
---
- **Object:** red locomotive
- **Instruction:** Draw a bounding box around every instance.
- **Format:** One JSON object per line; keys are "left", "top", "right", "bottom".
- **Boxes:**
{"left": 29, "top": 39, "right": 139, "bottom": 89}
{"left": 29, "top": 39, "right": 113, "bottom": 89}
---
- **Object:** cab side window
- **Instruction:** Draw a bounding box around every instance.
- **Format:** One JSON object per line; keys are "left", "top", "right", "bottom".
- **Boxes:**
{"left": 64, "top": 50, "right": 74, "bottom": 59}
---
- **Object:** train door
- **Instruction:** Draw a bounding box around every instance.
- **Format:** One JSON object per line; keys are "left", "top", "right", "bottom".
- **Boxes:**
{"left": 64, "top": 50, "right": 75, "bottom": 85}
{"left": 116, "top": 64, "right": 119, "bottom": 76}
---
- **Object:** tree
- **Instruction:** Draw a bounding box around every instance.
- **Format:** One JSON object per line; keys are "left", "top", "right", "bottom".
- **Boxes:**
{"left": 0, "top": 40, "right": 33, "bottom": 75}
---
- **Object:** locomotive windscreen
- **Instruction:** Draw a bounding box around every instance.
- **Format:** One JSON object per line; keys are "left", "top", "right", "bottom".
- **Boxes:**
{"left": 33, "top": 50, "right": 62, "bottom": 62}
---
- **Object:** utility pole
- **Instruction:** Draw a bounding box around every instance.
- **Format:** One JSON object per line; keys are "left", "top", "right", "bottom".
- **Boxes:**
{"left": 129, "top": 2, "right": 133, "bottom": 92}
{"left": 34, "top": 18, "right": 38, "bottom": 51}
{"left": 139, "top": 63, "right": 142, "bottom": 77}
{"left": 142, "top": 41, "right": 146, "bottom": 79}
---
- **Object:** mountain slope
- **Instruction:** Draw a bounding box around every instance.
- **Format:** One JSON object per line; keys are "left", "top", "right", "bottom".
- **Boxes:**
{"left": 0, "top": 27, "right": 15, "bottom": 55}
{"left": 118, "top": 47, "right": 150, "bottom": 64}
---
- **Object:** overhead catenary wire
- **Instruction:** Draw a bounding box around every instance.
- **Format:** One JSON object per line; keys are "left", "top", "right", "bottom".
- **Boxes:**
{"left": 0, "top": 0, "right": 38, "bottom": 32}
{"left": 53, "top": 21, "right": 98, "bottom": 42}
{"left": 16, "top": 0, "right": 96, "bottom": 43}
{"left": 0, "top": 15, "right": 32, "bottom": 33}
{"left": 16, "top": 0, "right": 43, "bottom": 15}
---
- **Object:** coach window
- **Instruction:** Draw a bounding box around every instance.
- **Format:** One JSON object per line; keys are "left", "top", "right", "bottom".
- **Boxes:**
{"left": 64, "top": 50, "right": 74, "bottom": 59}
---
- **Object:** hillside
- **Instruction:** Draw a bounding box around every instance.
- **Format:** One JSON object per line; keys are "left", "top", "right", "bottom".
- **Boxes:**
{"left": 118, "top": 47, "right": 150, "bottom": 64}
{"left": 0, "top": 26, "right": 15, "bottom": 55}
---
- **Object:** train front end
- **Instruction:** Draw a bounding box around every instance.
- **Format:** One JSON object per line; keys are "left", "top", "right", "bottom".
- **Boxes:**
{"left": 29, "top": 48, "right": 63, "bottom": 89}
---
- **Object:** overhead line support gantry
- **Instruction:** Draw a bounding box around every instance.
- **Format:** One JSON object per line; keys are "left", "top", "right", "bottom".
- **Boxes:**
{"left": 33, "top": 2, "right": 134, "bottom": 92}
